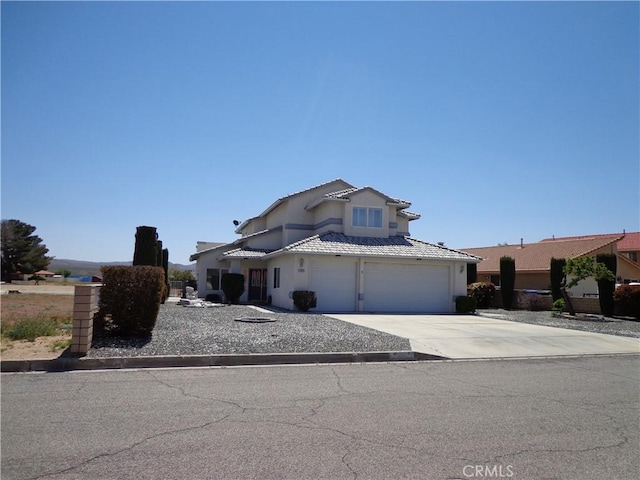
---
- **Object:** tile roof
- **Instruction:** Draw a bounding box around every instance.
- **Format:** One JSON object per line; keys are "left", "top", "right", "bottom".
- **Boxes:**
{"left": 325, "top": 186, "right": 411, "bottom": 207}
{"left": 397, "top": 210, "right": 421, "bottom": 220}
{"left": 461, "top": 235, "right": 623, "bottom": 272}
{"left": 260, "top": 179, "right": 355, "bottom": 217}
{"left": 264, "top": 232, "right": 481, "bottom": 261}
{"left": 189, "top": 242, "right": 233, "bottom": 261}
{"left": 617, "top": 232, "right": 640, "bottom": 251}
{"left": 220, "top": 248, "right": 273, "bottom": 259}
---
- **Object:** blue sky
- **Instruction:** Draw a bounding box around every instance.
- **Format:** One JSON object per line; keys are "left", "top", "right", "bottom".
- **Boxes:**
{"left": 2, "top": 1, "right": 638, "bottom": 265}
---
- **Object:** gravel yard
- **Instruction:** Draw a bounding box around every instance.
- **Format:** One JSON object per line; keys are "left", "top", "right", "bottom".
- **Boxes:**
{"left": 477, "top": 309, "right": 640, "bottom": 338}
{"left": 87, "top": 304, "right": 411, "bottom": 358}
{"left": 86, "top": 304, "right": 640, "bottom": 359}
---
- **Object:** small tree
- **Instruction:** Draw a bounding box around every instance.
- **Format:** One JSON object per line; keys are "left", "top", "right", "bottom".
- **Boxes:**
{"left": 500, "top": 256, "right": 516, "bottom": 310}
{"left": 56, "top": 269, "right": 72, "bottom": 279}
{"left": 550, "top": 258, "right": 566, "bottom": 302}
{"left": 169, "top": 269, "right": 195, "bottom": 282}
{"left": 564, "top": 256, "right": 615, "bottom": 289}
{"left": 563, "top": 256, "right": 615, "bottom": 316}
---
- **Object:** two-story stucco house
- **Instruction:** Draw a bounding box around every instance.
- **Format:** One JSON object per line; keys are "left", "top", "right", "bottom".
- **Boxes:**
{"left": 190, "top": 179, "right": 480, "bottom": 313}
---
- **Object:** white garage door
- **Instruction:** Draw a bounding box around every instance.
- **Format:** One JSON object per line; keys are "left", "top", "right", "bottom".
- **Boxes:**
{"left": 309, "top": 259, "right": 358, "bottom": 312}
{"left": 364, "top": 262, "right": 451, "bottom": 312}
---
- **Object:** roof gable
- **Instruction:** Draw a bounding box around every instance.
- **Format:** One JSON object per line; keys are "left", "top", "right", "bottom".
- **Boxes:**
{"left": 306, "top": 185, "right": 412, "bottom": 211}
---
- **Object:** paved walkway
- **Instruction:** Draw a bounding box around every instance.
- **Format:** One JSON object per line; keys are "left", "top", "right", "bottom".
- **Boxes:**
{"left": 326, "top": 314, "right": 640, "bottom": 359}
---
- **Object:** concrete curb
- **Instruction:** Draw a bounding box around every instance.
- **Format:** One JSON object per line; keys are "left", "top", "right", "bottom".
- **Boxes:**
{"left": 0, "top": 351, "right": 447, "bottom": 373}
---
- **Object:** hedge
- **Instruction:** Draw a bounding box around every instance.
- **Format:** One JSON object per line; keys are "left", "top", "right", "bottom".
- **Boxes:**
{"left": 97, "top": 265, "right": 166, "bottom": 336}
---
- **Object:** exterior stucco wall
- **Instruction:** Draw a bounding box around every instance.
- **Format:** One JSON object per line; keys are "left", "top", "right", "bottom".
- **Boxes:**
{"left": 266, "top": 203, "right": 287, "bottom": 231}
{"left": 243, "top": 229, "right": 282, "bottom": 250}
{"left": 395, "top": 217, "right": 410, "bottom": 236}
{"left": 453, "top": 262, "right": 468, "bottom": 300}
{"left": 313, "top": 202, "right": 344, "bottom": 235}
{"left": 194, "top": 248, "right": 231, "bottom": 298}
{"left": 343, "top": 190, "right": 390, "bottom": 238}
{"left": 266, "top": 256, "right": 296, "bottom": 310}
{"left": 240, "top": 217, "right": 266, "bottom": 235}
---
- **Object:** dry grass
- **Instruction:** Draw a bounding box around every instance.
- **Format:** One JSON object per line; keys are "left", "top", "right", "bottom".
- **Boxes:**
{"left": 1, "top": 294, "right": 74, "bottom": 358}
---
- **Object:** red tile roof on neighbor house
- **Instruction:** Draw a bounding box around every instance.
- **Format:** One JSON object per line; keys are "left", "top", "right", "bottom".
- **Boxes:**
{"left": 617, "top": 232, "right": 640, "bottom": 251}
{"left": 461, "top": 235, "right": 623, "bottom": 273}
{"left": 540, "top": 232, "right": 640, "bottom": 252}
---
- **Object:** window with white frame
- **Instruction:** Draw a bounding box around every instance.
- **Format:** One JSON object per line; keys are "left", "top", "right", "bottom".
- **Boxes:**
{"left": 352, "top": 207, "right": 382, "bottom": 228}
{"left": 206, "top": 268, "right": 229, "bottom": 290}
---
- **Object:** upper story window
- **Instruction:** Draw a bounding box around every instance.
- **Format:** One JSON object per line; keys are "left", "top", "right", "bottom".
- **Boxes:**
{"left": 353, "top": 207, "right": 382, "bottom": 228}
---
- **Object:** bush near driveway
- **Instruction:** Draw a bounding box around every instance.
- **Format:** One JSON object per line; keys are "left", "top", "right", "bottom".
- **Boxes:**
{"left": 614, "top": 285, "right": 640, "bottom": 320}
{"left": 97, "top": 265, "right": 166, "bottom": 337}
{"left": 467, "top": 282, "right": 496, "bottom": 308}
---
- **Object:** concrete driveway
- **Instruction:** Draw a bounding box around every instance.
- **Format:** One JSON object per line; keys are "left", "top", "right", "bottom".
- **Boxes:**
{"left": 326, "top": 314, "right": 640, "bottom": 359}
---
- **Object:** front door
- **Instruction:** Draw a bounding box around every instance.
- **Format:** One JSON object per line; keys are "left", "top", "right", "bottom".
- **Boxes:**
{"left": 248, "top": 269, "right": 268, "bottom": 303}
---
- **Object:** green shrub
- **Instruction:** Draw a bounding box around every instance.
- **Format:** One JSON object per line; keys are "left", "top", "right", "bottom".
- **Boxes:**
{"left": 1, "top": 316, "right": 59, "bottom": 341}
{"left": 552, "top": 298, "right": 566, "bottom": 315}
{"left": 467, "top": 282, "right": 496, "bottom": 308}
{"left": 292, "top": 290, "right": 317, "bottom": 312}
{"left": 500, "top": 256, "right": 516, "bottom": 310}
{"left": 221, "top": 273, "right": 245, "bottom": 304}
{"left": 455, "top": 296, "right": 477, "bottom": 314}
{"left": 550, "top": 258, "right": 566, "bottom": 301}
{"left": 596, "top": 254, "right": 616, "bottom": 317}
{"left": 97, "top": 265, "right": 165, "bottom": 336}
{"left": 614, "top": 285, "right": 640, "bottom": 320}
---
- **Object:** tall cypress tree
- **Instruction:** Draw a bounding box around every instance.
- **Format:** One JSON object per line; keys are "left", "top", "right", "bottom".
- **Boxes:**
{"left": 156, "top": 240, "right": 163, "bottom": 267}
{"left": 550, "top": 258, "right": 566, "bottom": 301}
{"left": 133, "top": 226, "right": 158, "bottom": 266}
{"left": 596, "top": 253, "right": 617, "bottom": 317}
{"left": 467, "top": 263, "right": 477, "bottom": 286}
{"left": 500, "top": 256, "right": 516, "bottom": 310}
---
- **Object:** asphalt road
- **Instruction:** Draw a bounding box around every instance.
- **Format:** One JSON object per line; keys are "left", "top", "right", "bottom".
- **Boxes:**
{"left": 2, "top": 356, "right": 639, "bottom": 480}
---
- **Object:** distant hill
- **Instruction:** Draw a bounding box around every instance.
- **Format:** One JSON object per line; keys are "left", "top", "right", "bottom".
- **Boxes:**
{"left": 49, "top": 259, "right": 195, "bottom": 277}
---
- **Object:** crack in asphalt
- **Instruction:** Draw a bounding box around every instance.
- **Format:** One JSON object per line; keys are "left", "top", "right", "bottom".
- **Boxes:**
{"left": 390, "top": 361, "right": 636, "bottom": 467}
{"left": 28, "top": 416, "right": 233, "bottom": 480}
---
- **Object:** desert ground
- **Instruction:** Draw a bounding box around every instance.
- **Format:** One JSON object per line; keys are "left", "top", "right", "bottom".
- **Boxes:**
{"left": 1, "top": 283, "right": 75, "bottom": 360}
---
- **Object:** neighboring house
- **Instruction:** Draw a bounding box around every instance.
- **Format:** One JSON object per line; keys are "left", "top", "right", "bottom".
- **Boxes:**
{"left": 462, "top": 233, "right": 637, "bottom": 297}
{"left": 615, "top": 232, "right": 640, "bottom": 283}
{"left": 190, "top": 179, "right": 480, "bottom": 313}
{"left": 33, "top": 270, "right": 56, "bottom": 278}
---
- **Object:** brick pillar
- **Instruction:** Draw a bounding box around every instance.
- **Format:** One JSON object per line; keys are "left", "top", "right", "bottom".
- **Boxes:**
{"left": 71, "top": 284, "right": 101, "bottom": 356}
